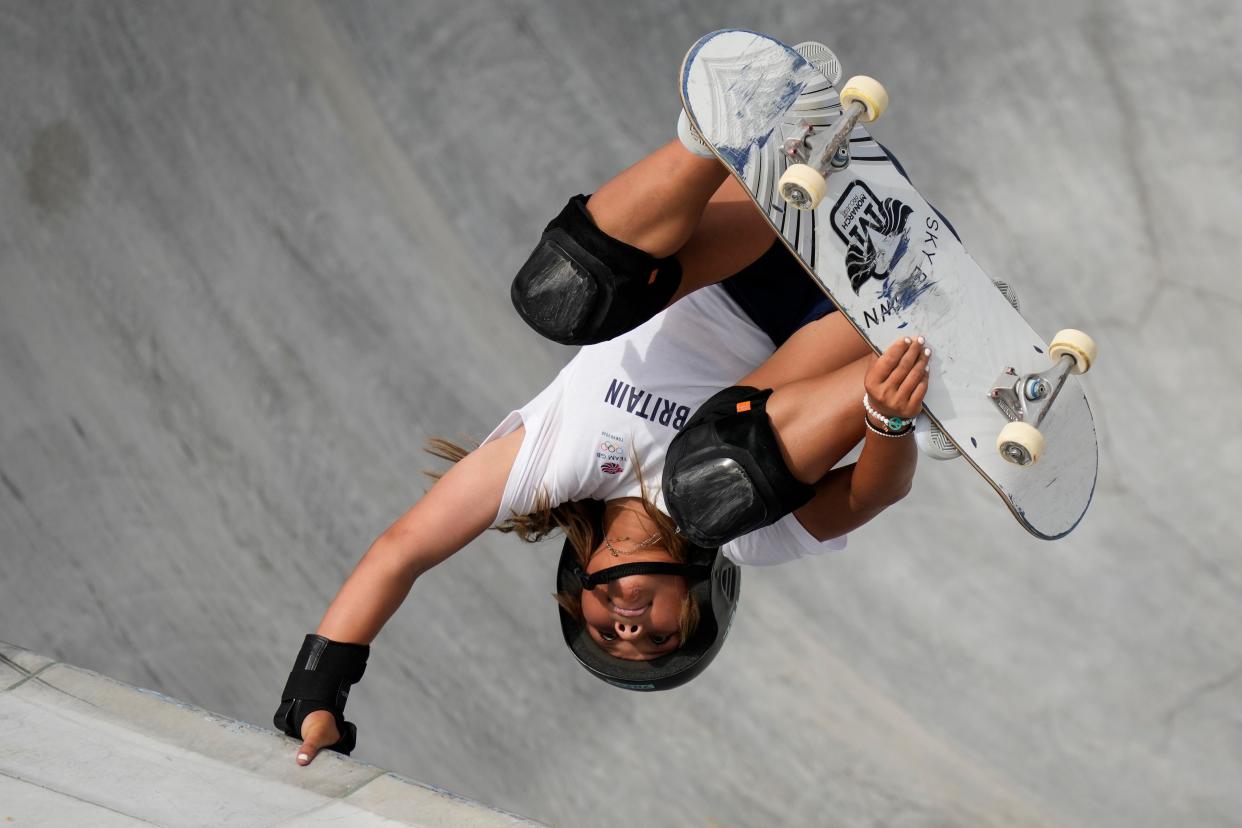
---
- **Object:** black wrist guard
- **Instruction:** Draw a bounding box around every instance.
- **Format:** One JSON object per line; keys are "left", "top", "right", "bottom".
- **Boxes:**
{"left": 274, "top": 634, "right": 369, "bottom": 756}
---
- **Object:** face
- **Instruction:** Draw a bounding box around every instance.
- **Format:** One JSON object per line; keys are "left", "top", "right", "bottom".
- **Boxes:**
{"left": 580, "top": 558, "right": 688, "bottom": 661}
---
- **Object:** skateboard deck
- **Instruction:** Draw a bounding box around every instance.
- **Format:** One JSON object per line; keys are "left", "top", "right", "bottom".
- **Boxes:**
{"left": 680, "top": 29, "right": 1097, "bottom": 539}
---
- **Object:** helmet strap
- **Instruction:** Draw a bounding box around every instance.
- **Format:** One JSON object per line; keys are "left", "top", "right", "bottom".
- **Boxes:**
{"left": 572, "top": 561, "right": 708, "bottom": 590}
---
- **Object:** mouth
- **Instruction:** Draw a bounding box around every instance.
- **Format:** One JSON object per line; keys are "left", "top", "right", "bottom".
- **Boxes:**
{"left": 611, "top": 603, "right": 650, "bottom": 618}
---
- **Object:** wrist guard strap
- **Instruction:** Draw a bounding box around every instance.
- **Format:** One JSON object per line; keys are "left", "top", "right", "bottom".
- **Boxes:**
{"left": 273, "top": 634, "right": 369, "bottom": 756}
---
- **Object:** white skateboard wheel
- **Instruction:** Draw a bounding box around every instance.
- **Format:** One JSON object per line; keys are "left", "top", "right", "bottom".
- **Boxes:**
{"left": 778, "top": 163, "right": 828, "bottom": 210}
{"left": 840, "top": 75, "right": 888, "bottom": 123}
{"left": 915, "top": 419, "right": 960, "bottom": 461}
{"left": 1049, "top": 329, "right": 1097, "bottom": 374}
{"left": 997, "top": 421, "right": 1045, "bottom": 466}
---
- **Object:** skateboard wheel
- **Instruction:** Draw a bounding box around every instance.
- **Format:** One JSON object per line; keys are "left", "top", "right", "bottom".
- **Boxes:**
{"left": 997, "top": 421, "right": 1045, "bottom": 467}
{"left": 1049, "top": 329, "right": 1096, "bottom": 374}
{"left": 840, "top": 75, "right": 888, "bottom": 123}
{"left": 778, "top": 163, "right": 828, "bottom": 210}
{"left": 915, "top": 419, "right": 960, "bottom": 461}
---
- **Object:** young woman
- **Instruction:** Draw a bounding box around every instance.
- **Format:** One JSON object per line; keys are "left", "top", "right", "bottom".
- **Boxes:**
{"left": 275, "top": 72, "right": 931, "bottom": 764}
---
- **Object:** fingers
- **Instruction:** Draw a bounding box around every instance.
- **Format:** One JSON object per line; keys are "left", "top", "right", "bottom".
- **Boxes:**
{"left": 896, "top": 343, "right": 931, "bottom": 402}
{"left": 902, "top": 371, "right": 930, "bottom": 412}
{"left": 873, "top": 336, "right": 913, "bottom": 375}
{"left": 868, "top": 336, "right": 932, "bottom": 418}
{"left": 297, "top": 740, "right": 317, "bottom": 766}
{"left": 296, "top": 710, "right": 340, "bottom": 766}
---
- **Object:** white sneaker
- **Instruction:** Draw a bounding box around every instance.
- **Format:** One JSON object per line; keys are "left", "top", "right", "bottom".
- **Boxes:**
{"left": 677, "top": 108, "right": 716, "bottom": 158}
{"left": 794, "top": 41, "right": 842, "bottom": 85}
{"left": 915, "top": 419, "right": 961, "bottom": 461}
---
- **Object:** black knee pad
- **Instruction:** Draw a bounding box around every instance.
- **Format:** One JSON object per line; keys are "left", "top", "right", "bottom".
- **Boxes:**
{"left": 664, "top": 387, "right": 816, "bottom": 547}
{"left": 511, "top": 194, "right": 683, "bottom": 345}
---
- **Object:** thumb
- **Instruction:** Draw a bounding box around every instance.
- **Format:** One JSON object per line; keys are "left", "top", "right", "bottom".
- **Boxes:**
{"left": 296, "top": 709, "right": 340, "bottom": 766}
{"left": 296, "top": 735, "right": 324, "bottom": 766}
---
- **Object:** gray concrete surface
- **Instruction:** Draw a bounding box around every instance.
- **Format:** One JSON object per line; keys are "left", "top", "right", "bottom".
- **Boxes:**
{"left": 0, "top": 640, "right": 544, "bottom": 826}
{"left": 1, "top": 1, "right": 1239, "bottom": 826}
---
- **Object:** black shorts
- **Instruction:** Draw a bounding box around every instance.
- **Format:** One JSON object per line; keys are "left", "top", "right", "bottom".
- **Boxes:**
{"left": 720, "top": 241, "right": 836, "bottom": 348}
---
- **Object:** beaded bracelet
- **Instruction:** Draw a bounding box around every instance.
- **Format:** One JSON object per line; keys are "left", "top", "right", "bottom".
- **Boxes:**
{"left": 864, "top": 416, "right": 914, "bottom": 438}
{"left": 863, "top": 392, "right": 915, "bottom": 432}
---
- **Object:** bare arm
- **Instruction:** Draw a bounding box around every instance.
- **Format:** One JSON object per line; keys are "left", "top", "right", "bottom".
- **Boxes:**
{"left": 794, "top": 338, "right": 929, "bottom": 541}
{"left": 316, "top": 427, "right": 525, "bottom": 644}
{"left": 293, "top": 428, "right": 524, "bottom": 764}
{"left": 793, "top": 432, "right": 916, "bottom": 541}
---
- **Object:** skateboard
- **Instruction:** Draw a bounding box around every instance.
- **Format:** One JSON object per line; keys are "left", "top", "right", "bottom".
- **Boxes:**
{"left": 680, "top": 29, "right": 1098, "bottom": 539}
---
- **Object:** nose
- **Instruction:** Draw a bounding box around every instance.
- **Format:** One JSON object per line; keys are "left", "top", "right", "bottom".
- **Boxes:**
{"left": 613, "top": 620, "right": 643, "bottom": 640}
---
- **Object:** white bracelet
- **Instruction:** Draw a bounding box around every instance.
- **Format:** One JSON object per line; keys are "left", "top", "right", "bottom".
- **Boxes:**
{"left": 863, "top": 392, "right": 915, "bottom": 432}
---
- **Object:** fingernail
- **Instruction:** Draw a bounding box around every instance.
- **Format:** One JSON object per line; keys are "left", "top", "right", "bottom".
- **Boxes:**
{"left": 924, "top": 348, "right": 931, "bottom": 357}
{"left": 297, "top": 753, "right": 309, "bottom": 764}
{"left": 904, "top": 337, "right": 912, "bottom": 344}
{"left": 917, "top": 336, "right": 925, "bottom": 345}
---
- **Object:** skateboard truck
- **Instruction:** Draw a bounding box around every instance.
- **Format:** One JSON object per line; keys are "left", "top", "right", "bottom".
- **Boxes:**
{"left": 778, "top": 75, "right": 889, "bottom": 210}
{"left": 990, "top": 330, "right": 1098, "bottom": 466}
{"left": 782, "top": 121, "right": 851, "bottom": 171}
{"left": 781, "top": 125, "right": 813, "bottom": 164}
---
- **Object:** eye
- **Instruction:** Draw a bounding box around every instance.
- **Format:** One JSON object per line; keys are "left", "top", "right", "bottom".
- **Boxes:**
{"left": 599, "top": 629, "right": 618, "bottom": 641}
{"left": 650, "top": 634, "right": 669, "bottom": 645}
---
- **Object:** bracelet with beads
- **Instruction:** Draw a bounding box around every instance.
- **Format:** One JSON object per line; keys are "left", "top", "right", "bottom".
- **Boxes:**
{"left": 863, "top": 392, "right": 915, "bottom": 432}
{"left": 863, "top": 416, "right": 914, "bottom": 438}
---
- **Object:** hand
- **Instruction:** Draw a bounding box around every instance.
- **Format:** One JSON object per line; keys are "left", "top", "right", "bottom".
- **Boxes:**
{"left": 295, "top": 709, "right": 341, "bottom": 766}
{"left": 864, "top": 336, "right": 931, "bottom": 422}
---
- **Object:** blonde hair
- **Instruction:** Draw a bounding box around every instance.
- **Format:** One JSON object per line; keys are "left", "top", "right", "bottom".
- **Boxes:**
{"left": 424, "top": 437, "right": 701, "bottom": 644}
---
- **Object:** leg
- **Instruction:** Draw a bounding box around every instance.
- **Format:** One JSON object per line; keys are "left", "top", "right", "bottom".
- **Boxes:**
{"left": 512, "top": 141, "right": 734, "bottom": 346}
{"left": 740, "top": 311, "right": 872, "bottom": 391}
{"left": 587, "top": 142, "right": 779, "bottom": 302}
{"left": 763, "top": 355, "right": 871, "bottom": 484}
{"left": 662, "top": 385, "right": 818, "bottom": 548}
{"left": 585, "top": 140, "right": 729, "bottom": 258}
{"left": 670, "top": 177, "right": 783, "bottom": 302}
{"left": 740, "top": 312, "right": 875, "bottom": 484}
{"left": 662, "top": 353, "right": 872, "bottom": 548}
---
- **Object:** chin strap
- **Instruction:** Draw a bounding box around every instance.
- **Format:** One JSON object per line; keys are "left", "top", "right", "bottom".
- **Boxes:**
{"left": 572, "top": 561, "right": 708, "bottom": 590}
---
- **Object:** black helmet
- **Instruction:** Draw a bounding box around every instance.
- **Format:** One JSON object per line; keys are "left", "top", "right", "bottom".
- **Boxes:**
{"left": 555, "top": 538, "right": 740, "bottom": 691}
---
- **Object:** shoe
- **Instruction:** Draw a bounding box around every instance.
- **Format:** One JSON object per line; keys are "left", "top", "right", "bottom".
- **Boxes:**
{"left": 794, "top": 41, "right": 842, "bottom": 86}
{"left": 677, "top": 108, "right": 715, "bottom": 158}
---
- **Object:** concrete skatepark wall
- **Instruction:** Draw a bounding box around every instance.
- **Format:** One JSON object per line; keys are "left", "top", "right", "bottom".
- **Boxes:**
{"left": 2, "top": 2, "right": 1241, "bottom": 826}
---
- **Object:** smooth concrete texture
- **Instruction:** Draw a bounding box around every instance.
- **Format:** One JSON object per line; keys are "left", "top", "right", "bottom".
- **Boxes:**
{"left": 1, "top": 2, "right": 1239, "bottom": 826}
{"left": 0, "top": 641, "right": 543, "bottom": 826}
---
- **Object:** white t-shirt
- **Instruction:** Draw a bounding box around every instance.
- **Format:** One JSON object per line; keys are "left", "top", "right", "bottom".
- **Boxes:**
{"left": 483, "top": 285, "right": 847, "bottom": 566}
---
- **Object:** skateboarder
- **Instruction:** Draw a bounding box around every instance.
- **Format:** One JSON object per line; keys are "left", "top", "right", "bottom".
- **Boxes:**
{"left": 276, "top": 45, "right": 932, "bottom": 764}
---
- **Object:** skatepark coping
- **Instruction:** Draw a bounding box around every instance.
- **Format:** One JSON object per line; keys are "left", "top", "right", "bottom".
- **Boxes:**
{"left": 0, "top": 640, "right": 545, "bottom": 827}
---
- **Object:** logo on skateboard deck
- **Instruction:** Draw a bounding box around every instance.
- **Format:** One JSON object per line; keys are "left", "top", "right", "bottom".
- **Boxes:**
{"left": 829, "top": 180, "right": 914, "bottom": 294}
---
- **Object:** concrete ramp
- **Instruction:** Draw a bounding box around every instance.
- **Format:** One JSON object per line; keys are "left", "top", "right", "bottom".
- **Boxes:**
{"left": 0, "top": 641, "right": 543, "bottom": 827}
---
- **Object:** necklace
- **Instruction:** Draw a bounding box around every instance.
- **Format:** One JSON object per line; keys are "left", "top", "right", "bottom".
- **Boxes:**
{"left": 604, "top": 531, "right": 661, "bottom": 557}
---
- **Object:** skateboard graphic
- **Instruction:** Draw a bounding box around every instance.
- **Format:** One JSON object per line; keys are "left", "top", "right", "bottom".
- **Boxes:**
{"left": 680, "top": 29, "right": 1098, "bottom": 539}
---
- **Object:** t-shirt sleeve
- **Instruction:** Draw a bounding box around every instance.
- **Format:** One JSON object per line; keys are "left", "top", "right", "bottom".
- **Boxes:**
{"left": 480, "top": 373, "right": 569, "bottom": 528}
{"left": 721, "top": 513, "right": 846, "bottom": 567}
